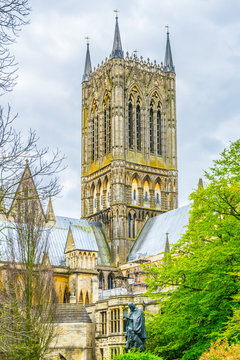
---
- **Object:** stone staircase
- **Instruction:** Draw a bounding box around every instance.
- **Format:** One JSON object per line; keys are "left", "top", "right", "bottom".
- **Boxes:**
{"left": 54, "top": 303, "right": 92, "bottom": 323}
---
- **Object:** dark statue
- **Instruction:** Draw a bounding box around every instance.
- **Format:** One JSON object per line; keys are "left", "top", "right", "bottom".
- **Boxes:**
{"left": 125, "top": 302, "right": 147, "bottom": 351}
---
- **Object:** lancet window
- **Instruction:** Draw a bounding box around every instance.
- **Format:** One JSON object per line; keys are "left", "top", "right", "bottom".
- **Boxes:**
{"left": 91, "top": 100, "right": 99, "bottom": 162}
{"left": 103, "top": 92, "right": 111, "bottom": 155}
{"left": 149, "top": 95, "right": 162, "bottom": 156}
{"left": 136, "top": 97, "right": 141, "bottom": 151}
{"left": 128, "top": 92, "right": 142, "bottom": 151}
{"left": 128, "top": 96, "right": 133, "bottom": 149}
{"left": 149, "top": 100, "right": 154, "bottom": 154}
{"left": 157, "top": 102, "right": 162, "bottom": 155}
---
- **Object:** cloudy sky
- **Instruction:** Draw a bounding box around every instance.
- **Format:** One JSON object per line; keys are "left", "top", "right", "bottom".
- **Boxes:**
{"left": 3, "top": 0, "right": 240, "bottom": 218}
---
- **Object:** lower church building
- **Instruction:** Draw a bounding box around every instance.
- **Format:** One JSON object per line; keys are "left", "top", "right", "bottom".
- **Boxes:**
{"left": 0, "top": 14, "right": 192, "bottom": 360}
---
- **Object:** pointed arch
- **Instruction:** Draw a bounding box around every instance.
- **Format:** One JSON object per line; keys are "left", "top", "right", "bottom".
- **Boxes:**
{"left": 91, "top": 99, "right": 99, "bottom": 162}
{"left": 157, "top": 101, "right": 162, "bottom": 155}
{"left": 136, "top": 96, "right": 141, "bottom": 151}
{"left": 132, "top": 213, "right": 136, "bottom": 238}
{"left": 128, "top": 212, "right": 131, "bottom": 238}
{"left": 79, "top": 290, "right": 83, "bottom": 303}
{"left": 103, "top": 90, "right": 111, "bottom": 155}
{"left": 108, "top": 273, "right": 114, "bottom": 289}
{"left": 63, "top": 287, "right": 70, "bottom": 303}
{"left": 149, "top": 99, "right": 154, "bottom": 154}
{"left": 99, "top": 272, "right": 105, "bottom": 289}
{"left": 128, "top": 94, "right": 133, "bottom": 149}
{"left": 85, "top": 291, "right": 90, "bottom": 305}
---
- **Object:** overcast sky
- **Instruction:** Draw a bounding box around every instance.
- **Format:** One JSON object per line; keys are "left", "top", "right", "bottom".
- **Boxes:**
{"left": 2, "top": 0, "right": 240, "bottom": 218}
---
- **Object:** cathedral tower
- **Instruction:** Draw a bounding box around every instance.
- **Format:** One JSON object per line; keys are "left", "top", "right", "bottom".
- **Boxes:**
{"left": 81, "top": 17, "right": 178, "bottom": 265}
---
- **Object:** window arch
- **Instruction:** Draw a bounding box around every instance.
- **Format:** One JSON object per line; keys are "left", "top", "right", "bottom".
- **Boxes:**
{"left": 131, "top": 178, "right": 138, "bottom": 204}
{"left": 103, "top": 92, "right": 111, "bottom": 155}
{"left": 132, "top": 213, "right": 136, "bottom": 238}
{"left": 85, "top": 291, "right": 90, "bottom": 305}
{"left": 155, "top": 183, "right": 161, "bottom": 208}
{"left": 157, "top": 102, "right": 162, "bottom": 155}
{"left": 99, "top": 272, "right": 105, "bottom": 289}
{"left": 63, "top": 287, "right": 70, "bottom": 303}
{"left": 136, "top": 97, "right": 141, "bottom": 151}
{"left": 79, "top": 290, "right": 83, "bottom": 303}
{"left": 149, "top": 100, "right": 154, "bottom": 154}
{"left": 108, "top": 273, "right": 114, "bottom": 289}
{"left": 128, "top": 96, "right": 133, "bottom": 149}
{"left": 143, "top": 181, "right": 150, "bottom": 202}
{"left": 128, "top": 213, "right": 131, "bottom": 238}
{"left": 91, "top": 100, "right": 98, "bottom": 162}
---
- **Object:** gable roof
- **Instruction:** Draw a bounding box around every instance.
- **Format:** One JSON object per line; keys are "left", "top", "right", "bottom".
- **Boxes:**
{"left": 0, "top": 216, "right": 111, "bottom": 267}
{"left": 128, "top": 204, "right": 191, "bottom": 261}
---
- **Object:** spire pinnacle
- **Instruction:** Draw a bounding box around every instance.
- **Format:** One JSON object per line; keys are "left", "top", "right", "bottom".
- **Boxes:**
{"left": 82, "top": 38, "right": 92, "bottom": 82}
{"left": 165, "top": 233, "right": 170, "bottom": 253}
{"left": 46, "top": 196, "right": 56, "bottom": 225}
{"left": 111, "top": 11, "right": 124, "bottom": 59}
{"left": 164, "top": 27, "right": 175, "bottom": 73}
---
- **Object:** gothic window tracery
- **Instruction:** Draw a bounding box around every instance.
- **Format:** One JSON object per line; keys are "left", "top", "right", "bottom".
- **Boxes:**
{"left": 149, "top": 100, "right": 154, "bottom": 153}
{"left": 128, "top": 95, "right": 133, "bottom": 149}
{"left": 143, "top": 181, "right": 150, "bottom": 203}
{"left": 136, "top": 97, "right": 141, "bottom": 151}
{"left": 91, "top": 100, "right": 99, "bottom": 162}
{"left": 132, "top": 213, "right": 136, "bottom": 238}
{"left": 128, "top": 213, "right": 131, "bottom": 238}
{"left": 157, "top": 102, "right": 162, "bottom": 155}
{"left": 128, "top": 92, "right": 142, "bottom": 151}
{"left": 103, "top": 92, "right": 111, "bottom": 155}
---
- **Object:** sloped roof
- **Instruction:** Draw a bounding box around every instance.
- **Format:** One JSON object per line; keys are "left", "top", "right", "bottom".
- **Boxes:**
{"left": 0, "top": 216, "right": 111, "bottom": 267}
{"left": 128, "top": 204, "right": 191, "bottom": 261}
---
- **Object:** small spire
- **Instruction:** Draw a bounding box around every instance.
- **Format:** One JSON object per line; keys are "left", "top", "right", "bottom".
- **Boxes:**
{"left": 164, "top": 27, "right": 175, "bottom": 73}
{"left": 46, "top": 196, "right": 56, "bottom": 225}
{"left": 82, "top": 38, "right": 92, "bottom": 82}
{"left": 165, "top": 233, "right": 170, "bottom": 253}
{"left": 198, "top": 178, "right": 204, "bottom": 189}
{"left": 111, "top": 11, "right": 124, "bottom": 59}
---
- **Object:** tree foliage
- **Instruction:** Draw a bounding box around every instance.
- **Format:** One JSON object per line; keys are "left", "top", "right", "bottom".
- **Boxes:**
{"left": 145, "top": 140, "right": 240, "bottom": 360}
{"left": 199, "top": 340, "right": 240, "bottom": 360}
{"left": 115, "top": 351, "right": 164, "bottom": 360}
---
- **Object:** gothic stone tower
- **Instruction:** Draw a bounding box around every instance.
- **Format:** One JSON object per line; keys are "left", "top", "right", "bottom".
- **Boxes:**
{"left": 81, "top": 16, "right": 178, "bottom": 265}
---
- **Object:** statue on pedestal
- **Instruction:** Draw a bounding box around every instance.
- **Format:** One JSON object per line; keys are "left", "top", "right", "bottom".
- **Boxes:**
{"left": 125, "top": 302, "right": 147, "bottom": 351}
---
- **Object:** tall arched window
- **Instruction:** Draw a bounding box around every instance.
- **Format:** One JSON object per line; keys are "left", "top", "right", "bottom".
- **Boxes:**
{"left": 85, "top": 291, "right": 90, "bottom": 305}
{"left": 136, "top": 97, "right": 141, "bottom": 151}
{"left": 79, "top": 290, "right": 83, "bottom": 303}
{"left": 128, "top": 97, "right": 133, "bottom": 149}
{"left": 132, "top": 213, "right": 136, "bottom": 238}
{"left": 103, "top": 92, "right": 111, "bottom": 156}
{"left": 108, "top": 104, "right": 111, "bottom": 153}
{"left": 157, "top": 102, "right": 162, "bottom": 155}
{"left": 104, "top": 108, "right": 107, "bottom": 155}
{"left": 91, "top": 101, "right": 98, "bottom": 162}
{"left": 63, "top": 287, "right": 70, "bottom": 303}
{"left": 99, "top": 272, "right": 105, "bottom": 289}
{"left": 150, "top": 101, "right": 154, "bottom": 153}
{"left": 128, "top": 213, "right": 131, "bottom": 238}
{"left": 108, "top": 273, "right": 114, "bottom": 289}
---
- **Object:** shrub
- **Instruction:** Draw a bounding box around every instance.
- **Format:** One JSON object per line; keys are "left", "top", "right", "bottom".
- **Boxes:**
{"left": 199, "top": 339, "right": 240, "bottom": 360}
{"left": 115, "top": 351, "right": 164, "bottom": 360}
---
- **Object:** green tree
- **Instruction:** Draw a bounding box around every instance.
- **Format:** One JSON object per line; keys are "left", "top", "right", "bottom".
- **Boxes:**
{"left": 145, "top": 140, "right": 240, "bottom": 360}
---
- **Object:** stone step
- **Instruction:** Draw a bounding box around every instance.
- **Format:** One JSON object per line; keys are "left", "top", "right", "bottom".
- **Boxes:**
{"left": 54, "top": 303, "right": 92, "bottom": 323}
